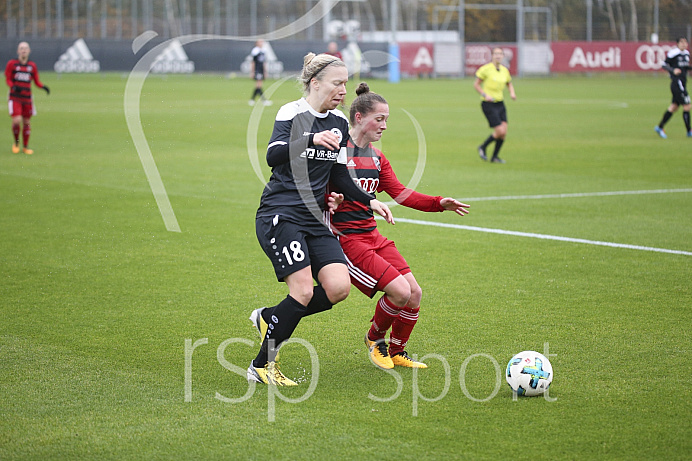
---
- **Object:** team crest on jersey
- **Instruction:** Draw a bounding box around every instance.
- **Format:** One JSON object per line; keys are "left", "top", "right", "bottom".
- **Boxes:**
{"left": 373, "top": 156, "right": 381, "bottom": 171}
{"left": 331, "top": 128, "right": 343, "bottom": 144}
{"left": 14, "top": 71, "right": 31, "bottom": 82}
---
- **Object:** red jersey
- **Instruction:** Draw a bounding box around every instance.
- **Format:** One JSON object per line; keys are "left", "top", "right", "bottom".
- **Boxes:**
{"left": 5, "top": 59, "right": 45, "bottom": 103}
{"left": 331, "top": 141, "right": 444, "bottom": 234}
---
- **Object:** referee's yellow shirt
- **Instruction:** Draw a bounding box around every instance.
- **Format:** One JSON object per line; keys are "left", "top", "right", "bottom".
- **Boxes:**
{"left": 475, "top": 63, "right": 512, "bottom": 102}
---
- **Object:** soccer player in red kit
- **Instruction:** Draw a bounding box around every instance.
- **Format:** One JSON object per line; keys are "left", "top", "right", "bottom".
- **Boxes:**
{"left": 329, "top": 83, "right": 470, "bottom": 369}
{"left": 5, "top": 41, "right": 50, "bottom": 155}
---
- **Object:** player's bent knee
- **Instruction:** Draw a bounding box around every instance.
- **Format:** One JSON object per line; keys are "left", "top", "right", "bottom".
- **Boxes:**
{"left": 318, "top": 263, "right": 351, "bottom": 304}
{"left": 384, "top": 277, "right": 412, "bottom": 307}
{"left": 324, "top": 281, "right": 350, "bottom": 304}
{"left": 389, "top": 289, "right": 411, "bottom": 308}
{"left": 409, "top": 286, "right": 423, "bottom": 307}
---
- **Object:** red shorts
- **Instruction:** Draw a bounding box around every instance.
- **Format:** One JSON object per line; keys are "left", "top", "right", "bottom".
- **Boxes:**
{"left": 8, "top": 99, "right": 36, "bottom": 118}
{"left": 339, "top": 230, "right": 411, "bottom": 298}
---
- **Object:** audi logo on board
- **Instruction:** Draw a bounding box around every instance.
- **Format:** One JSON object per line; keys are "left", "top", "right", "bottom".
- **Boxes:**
{"left": 635, "top": 44, "right": 674, "bottom": 70}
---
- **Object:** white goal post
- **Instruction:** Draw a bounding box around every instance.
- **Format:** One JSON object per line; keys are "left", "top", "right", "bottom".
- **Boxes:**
{"left": 426, "top": 0, "right": 552, "bottom": 77}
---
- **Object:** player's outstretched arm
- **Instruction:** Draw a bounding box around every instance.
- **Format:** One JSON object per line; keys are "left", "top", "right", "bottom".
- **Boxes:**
{"left": 370, "top": 199, "right": 394, "bottom": 225}
{"left": 440, "top": 198, "right": 470, "bottom": 217}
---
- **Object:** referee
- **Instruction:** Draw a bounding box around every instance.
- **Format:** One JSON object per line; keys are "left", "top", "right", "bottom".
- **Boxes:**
{"left": 474, "top": 47, "right": 516, "bottom": 163}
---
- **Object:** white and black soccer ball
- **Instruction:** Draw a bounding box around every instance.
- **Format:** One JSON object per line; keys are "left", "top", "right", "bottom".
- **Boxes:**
{"left": 506, "top": 351, "right": 553, "bottom": 396}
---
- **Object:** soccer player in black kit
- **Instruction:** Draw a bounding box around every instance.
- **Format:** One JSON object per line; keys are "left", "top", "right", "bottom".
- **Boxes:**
{"left": 248, "top": 39, "right": 271, "bottom": 106}
{"left": 655, "top": 37, "right": 691, "bottom": 138}
{"left": 247, "top": 53, "right": 394, "bottom": 386}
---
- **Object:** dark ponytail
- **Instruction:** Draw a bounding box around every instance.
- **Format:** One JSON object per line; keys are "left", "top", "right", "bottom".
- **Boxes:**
{"left": 349, "top": 82, "right": 387, "bottom": 124}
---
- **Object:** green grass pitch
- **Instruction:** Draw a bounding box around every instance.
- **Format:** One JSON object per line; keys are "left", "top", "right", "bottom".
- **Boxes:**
{"left": 1, "top": 72, "right": 690, "bottom": 459}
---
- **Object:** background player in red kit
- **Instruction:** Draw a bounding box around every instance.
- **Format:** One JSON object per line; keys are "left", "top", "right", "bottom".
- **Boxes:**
{"left": 325, "top": 41, "right": 343, "bottom": 60}
{"left": 5, "top": 41, "right": 50, "bottom": 155}
{"left": 330, "top": 83, "right": 470, "bottom": 369}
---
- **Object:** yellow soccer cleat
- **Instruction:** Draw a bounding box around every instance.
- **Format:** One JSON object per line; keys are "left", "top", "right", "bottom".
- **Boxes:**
{"left": 364, "top": 334, "right": 394, "bottom": 369}
{"left": 391, "top": 351, "right": 428, "bottom": 368}
{"left": 267, "top": 361, "right": 298, "bottom": 386}
{"left": 247, "top": 362, "right": 271, "bottom": 384}
{"left": 23, "top": 147, "right": 33, "bottom": 155}
{"left": 247, "top": 361, "right": 297, "bottom": 386}
{"left": 12, "top": 142, "right": 20, "bottom": 154}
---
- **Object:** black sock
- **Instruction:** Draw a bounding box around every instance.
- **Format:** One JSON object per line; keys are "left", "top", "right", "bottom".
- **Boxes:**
{"left": 253, "top": 295, "right": 306, "bottom": 367}
{"left": 260, "top": 285, "right": 332, "bottom": 321}
{"left": 659, "top": 111, "right": 673, "bottom": 128}
{"left": 251, "top": 88, "right": 260, "bottom": 100}
{"left": 481, "top": 135, "right": 495, "bottom": 149}
{"left": 683, "top": 111, "right": 690, "bottom": 132}
{"left": 492, "top": 139, "right": 504, "bottom": 158}
{"left": 303, "top": 285, "right": 333, "bottom": 317}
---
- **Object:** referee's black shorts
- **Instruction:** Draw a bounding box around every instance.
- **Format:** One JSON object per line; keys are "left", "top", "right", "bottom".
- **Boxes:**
{"left": 481, "top": 101, "right": 507, "bottom": 128}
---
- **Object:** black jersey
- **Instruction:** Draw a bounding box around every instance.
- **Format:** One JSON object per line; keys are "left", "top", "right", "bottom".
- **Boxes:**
{"left": 251, "top": 46, "right": 266, "bottom": 76}
{"left": 664, "top": 48, "right": 690, "bottom": 85}
{"left": 257, "top": 98, "right": 351, "bottom": 224}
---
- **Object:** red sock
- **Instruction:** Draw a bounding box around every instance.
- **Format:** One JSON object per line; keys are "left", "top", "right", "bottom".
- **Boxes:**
{"left": 389, "top": 306, "right": 419, "bottom": 356}
{"left": 22, "top": 122, "right": 30, "bottom": 148}
{"left": 367, "top": 295, "right": 402, "bottom": 341}
{"left": 12, "top": 123, "right": 20, "bottom": 143}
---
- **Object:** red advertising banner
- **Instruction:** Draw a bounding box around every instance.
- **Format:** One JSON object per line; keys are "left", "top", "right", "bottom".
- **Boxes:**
{"left": 398, "top": 42, "right": 434, "bottom": 76}
{"left": 551, "top": 41, "right": 677, "bottom": 72}
{"left": 465, "top": 44, "right": 518, "bottom": 76}
{"left": 397, "top": 42, "right": 518, "bottom": 77}
{"left": 396, "top": 41, "right": 675, "bottom": 76}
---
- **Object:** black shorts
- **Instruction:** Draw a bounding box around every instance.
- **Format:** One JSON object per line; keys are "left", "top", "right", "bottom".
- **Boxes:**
{"left": 670, "top": 80, "right": 691, "bottom": 106}
{"left": 253, "top": 72, "right": 265, "bottom": 81}
{"left": 481, "top": 101, "right": 507, "bottom": 128}
{"left": 256, "top": 215, "right": 347, "bottom": 282}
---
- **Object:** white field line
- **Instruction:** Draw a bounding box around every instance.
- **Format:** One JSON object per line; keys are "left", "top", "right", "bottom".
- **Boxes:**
{"left": 458, "top": 188, "right": 692, "bottom": 202}
{"left": 379, "top": 188, "right": 692, "bottom": 256}
{"left": 384, "top": 217, "right": 691, "bottom": 256}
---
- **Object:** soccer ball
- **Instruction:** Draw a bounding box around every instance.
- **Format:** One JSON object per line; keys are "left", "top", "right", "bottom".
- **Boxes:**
{"left": 506, "top": 351, "right": 553, "bottom": 396}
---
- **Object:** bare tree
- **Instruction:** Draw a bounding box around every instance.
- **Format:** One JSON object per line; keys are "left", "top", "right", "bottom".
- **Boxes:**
{"left": 598, "top": 0, "right": 619, "bottom": 39}
{"left": 614, "top": 0, "right": 626, "bottom": 39}
{"left": 627, "top": 0, "right": 638, "bottom": 41}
